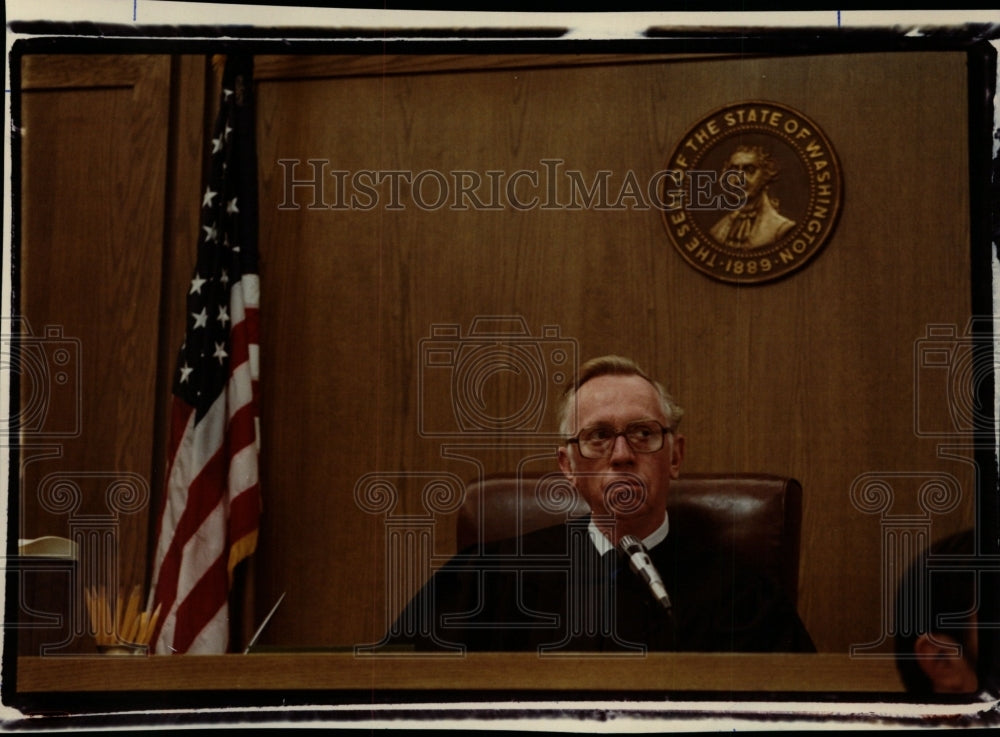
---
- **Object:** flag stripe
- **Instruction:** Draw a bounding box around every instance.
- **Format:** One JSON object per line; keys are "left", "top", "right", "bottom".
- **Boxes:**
{"left": 226, "top": 358, "right": 255, "bottom": 421}
{"left": 153, "top": 405, "right": 229, "bottom": 639}
{"left": 229, "top": 492, "right": 260, "bottom": 552}
{"left": 226, "top": 399, "right": 257, "bottom": 454}
{"left": 173, "top": 542, "right": 228, "bottom": 652}
{"left": 186, "top": 598, "right": 230, "bottom": 654}
{"left": 166, "top": 400, "right": 195, "bottom": 472}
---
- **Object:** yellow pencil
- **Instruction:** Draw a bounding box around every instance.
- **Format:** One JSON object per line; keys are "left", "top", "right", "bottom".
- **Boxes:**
{"left": 124, "top": 588, "right": 140, "bottom": 640}
{"left": 114, "top": 587, "right": 124, "bottom": 641}
{"left": 147, "top": 603, "right": 162, "bottom": 646}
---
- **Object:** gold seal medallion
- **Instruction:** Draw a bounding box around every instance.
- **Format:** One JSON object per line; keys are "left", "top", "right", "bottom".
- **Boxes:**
{"left": 660, "top": 101, "right": 843, "bottom": 284}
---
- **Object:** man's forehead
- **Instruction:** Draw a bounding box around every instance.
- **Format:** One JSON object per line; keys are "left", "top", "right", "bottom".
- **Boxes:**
{"left": 573, "top": 374, "right": 664, "bottom": 420}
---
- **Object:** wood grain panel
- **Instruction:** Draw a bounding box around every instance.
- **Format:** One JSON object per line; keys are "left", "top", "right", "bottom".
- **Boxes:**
{"left": 253, "top": 53, "right": 735, "bottom": 81}
{"left": 15, "top": 652, "right": 904, "bottom": 694}
{"left": 17, "top": 55, "right": 171, "bottom": 654}
{"left": 20, "top": 54, "right": 160, "bottom": 89}
{"left": 252, "top": 50, "right": 977, "bottom": 657}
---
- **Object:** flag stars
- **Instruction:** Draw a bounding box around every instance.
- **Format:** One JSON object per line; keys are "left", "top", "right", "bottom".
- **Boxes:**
{"left": 226, "top": 197, "right": 239, "bottom": 214}
{"left": 203, "top": 223, "right": 218, "bottom": 243}
{"left": 202, "top": 188, "right": 218, "bottom": 208}
{"left": 212, "top": 135, "right": 223, "bottom": 154}
{"left": 217, "top": 305, "right": 230, "bottom": 327}
{"left": 179, "top": 363, "right": 194, "bottom": 383}
{"left": 191, "top": 307, "right": 208, "bottom": 329}
{"left": 213, "top": 342, "right": 228, "bottom": 365}
{"left": 190, "top": 273, "right": 207, "bottom": 295}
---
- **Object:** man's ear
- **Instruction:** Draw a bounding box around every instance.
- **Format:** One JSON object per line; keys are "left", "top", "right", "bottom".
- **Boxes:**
{"left": 913, "top": 633, "right": 979, "bottom": 694}
{"left": 557, "top": 445, "right": 573, "bottom": 479}
{"left": 669, "top": 433, "right": 685, "bottom": 479}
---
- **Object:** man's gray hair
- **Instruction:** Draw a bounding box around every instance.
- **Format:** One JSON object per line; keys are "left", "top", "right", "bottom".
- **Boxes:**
{"left": 557, "top": 355, "right": 684, "bottom": 437}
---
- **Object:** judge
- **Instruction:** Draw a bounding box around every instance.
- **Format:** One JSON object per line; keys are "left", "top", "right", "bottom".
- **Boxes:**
{"left": 386, "top": 355, "right": 814, "bottom": 653}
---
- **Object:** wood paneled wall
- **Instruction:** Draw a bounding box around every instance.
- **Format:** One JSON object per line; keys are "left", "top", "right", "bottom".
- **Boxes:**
{"left": 16, "top": 50, "right": 979, "bottom": 660}
{"left": 17, "top": 56, "right": 173, "bottom": 654}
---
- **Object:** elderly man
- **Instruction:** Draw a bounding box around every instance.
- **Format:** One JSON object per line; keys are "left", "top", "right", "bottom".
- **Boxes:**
{"left": 556, "top": 355, "right": 685, "bottom": 549}
{"left": 386, "top": 355, "right": 814, "bottom": 653}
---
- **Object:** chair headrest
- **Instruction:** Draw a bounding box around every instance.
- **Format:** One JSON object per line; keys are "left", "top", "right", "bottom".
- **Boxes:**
{"left": 458, "top": 472, "right": 802, "bottom": 602}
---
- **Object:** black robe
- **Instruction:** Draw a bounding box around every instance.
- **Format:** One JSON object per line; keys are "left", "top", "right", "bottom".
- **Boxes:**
{"left": 385, "top": 517, "right": 815, "bottom": 654}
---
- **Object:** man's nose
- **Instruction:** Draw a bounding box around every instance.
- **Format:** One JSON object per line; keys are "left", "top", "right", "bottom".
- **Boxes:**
{"left": 609, "top": 433, "right": 635, "bottom": 464}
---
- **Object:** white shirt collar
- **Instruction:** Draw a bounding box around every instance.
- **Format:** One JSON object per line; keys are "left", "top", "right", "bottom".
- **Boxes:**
{"left": 587, "top": 511, "right": 670, "bottom": 556}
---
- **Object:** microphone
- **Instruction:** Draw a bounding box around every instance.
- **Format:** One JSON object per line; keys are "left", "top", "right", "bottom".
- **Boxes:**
{"left": 617, "top": 535, "right": 672, "bottom": 612}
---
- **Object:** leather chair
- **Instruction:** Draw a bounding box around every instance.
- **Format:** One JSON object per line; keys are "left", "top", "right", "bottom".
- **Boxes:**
{"left": 457, "top": 472, "right": 803, "bottom": 604}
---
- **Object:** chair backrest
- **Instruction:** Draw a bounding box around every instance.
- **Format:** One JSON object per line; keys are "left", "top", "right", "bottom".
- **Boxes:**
{"left": 457, "top": 472, "right": 803, "bottom": 603}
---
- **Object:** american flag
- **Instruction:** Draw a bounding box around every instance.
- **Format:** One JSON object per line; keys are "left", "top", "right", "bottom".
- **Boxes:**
{"left": 149, "top": 55, "right": 261, "bottom": 654}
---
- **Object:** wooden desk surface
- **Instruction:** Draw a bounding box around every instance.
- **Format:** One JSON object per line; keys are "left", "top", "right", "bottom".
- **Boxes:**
{"left": 16, "top": 652, "right": 903, "bottom": 694}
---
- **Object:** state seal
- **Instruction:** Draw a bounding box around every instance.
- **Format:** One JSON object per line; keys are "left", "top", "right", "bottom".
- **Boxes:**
{"left": 660, "top": 101, "right": 843, "bottom": 285}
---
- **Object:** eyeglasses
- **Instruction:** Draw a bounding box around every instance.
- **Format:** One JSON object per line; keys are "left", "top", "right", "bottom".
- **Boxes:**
{"left": 566, "top": 421, "right": 673, "bottom": 459}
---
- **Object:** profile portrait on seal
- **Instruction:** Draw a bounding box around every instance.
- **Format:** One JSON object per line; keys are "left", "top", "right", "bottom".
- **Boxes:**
{"left": 709, "top": 144, "right": 796, "bottom": 250}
